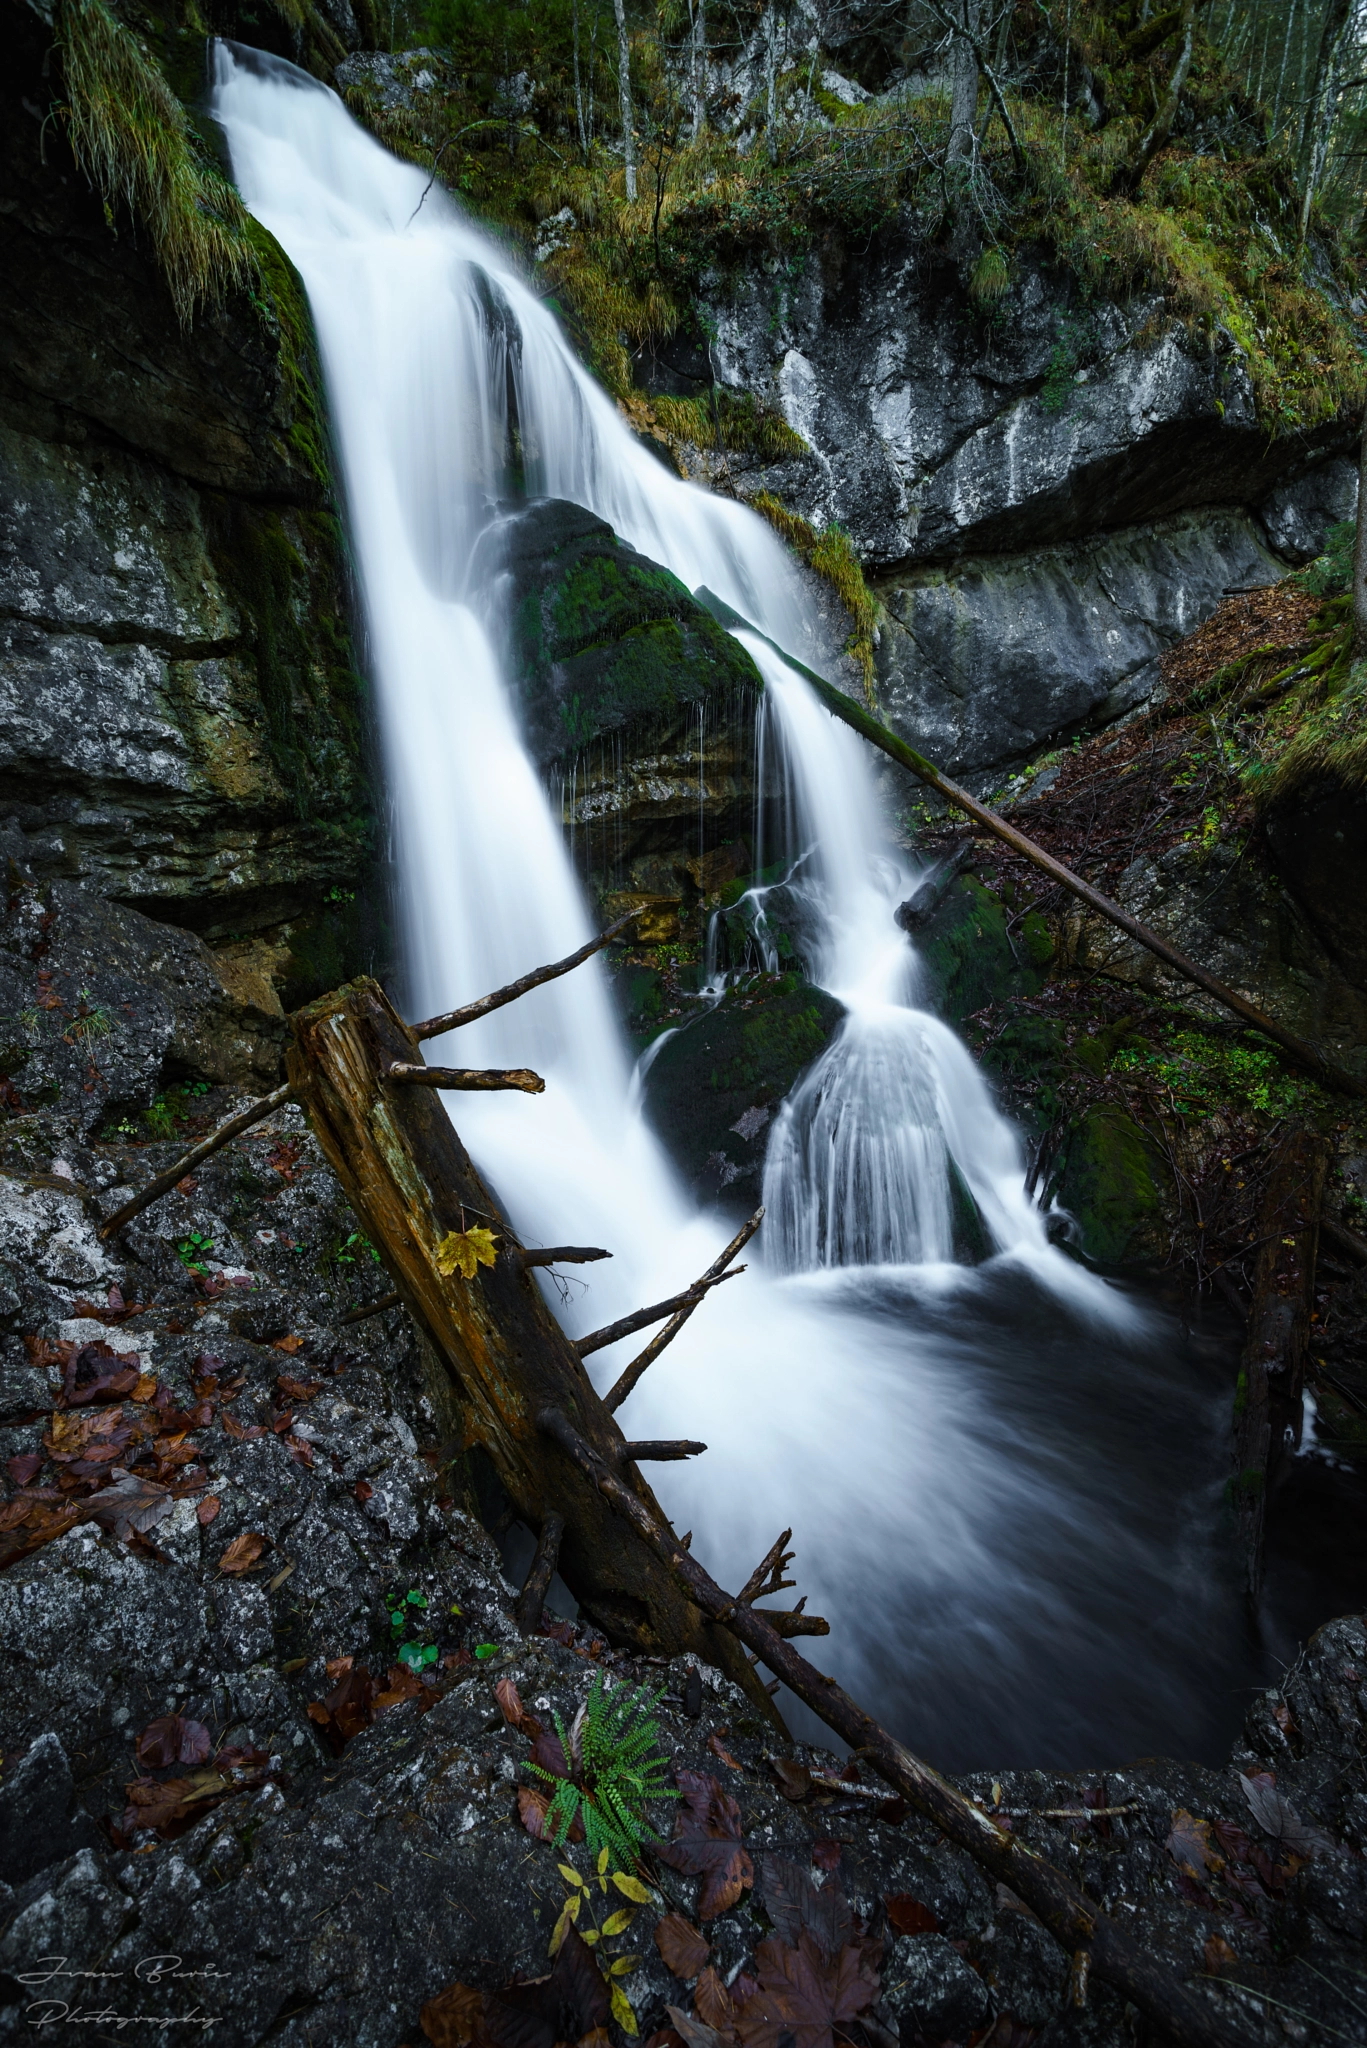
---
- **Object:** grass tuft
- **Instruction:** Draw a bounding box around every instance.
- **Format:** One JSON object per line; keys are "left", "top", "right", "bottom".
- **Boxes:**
{"left": 58, "top": 0, "right": 257, "bottom": 326}
{"left": 751, "top": 493, "right": 879, "bottom": 708}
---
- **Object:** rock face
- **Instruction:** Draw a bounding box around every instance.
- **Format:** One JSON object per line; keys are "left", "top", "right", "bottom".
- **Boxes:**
{"left": 0, "top": 4, "right": 382, "bottom": 1020}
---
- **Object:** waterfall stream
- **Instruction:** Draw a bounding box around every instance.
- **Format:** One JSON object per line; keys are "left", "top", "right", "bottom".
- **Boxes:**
{"left": 214, "top": 45, "right": 1291, "bottom": 1770}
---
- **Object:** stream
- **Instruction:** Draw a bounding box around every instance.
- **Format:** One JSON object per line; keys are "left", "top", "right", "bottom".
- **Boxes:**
{"left": 214, "top": 42, "right": 1347, "bottom": 1774}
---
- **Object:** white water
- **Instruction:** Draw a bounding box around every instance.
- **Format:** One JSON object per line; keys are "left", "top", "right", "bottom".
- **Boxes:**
{"left": 213, "top": 46, "right": 1256, "bottom": 1768}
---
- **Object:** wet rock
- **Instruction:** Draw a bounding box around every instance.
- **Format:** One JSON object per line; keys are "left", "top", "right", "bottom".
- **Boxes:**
{"left": 1257, "top": 455, "right": 1359, "bottom": 563}
{"left": 880, "top": 1930, "right": 992, "bottom": 2039}
{"left": 0, "top": 1736, "right": 100, "bottom": 1887}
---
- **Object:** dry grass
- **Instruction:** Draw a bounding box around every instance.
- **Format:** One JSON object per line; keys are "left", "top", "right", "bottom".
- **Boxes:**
{"left": 58, "top": 0, "right": 257, "bottom": 326}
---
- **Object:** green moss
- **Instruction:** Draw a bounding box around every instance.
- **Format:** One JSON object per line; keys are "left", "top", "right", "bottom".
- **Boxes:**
{"left": 57, "top": 0, "right": 258, "bottom": 326}
{"left": 750, "top": 494, "right": 880, "bottom": 707}
{"left": 245, "top": 222, "right": 334, "bottom": 497}
{"left": 651, "top": 388, "right": 808, "bottom": 464}
{"left": 1053, "top": 1104, "right": 1171, "bottom": 1266}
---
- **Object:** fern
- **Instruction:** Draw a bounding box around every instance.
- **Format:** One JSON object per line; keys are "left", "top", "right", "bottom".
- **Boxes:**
{"left": 528, "top": 1672, "right": 677, "bottom": 1870}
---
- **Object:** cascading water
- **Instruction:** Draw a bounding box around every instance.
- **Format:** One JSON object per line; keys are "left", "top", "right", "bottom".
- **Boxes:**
{"left": 213, "top": 44, "right": 1297, "bottom": 1769}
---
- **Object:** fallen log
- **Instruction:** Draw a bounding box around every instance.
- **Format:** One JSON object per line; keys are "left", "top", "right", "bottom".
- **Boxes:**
{"left": 1232, "top": 1127, "right": 1330, "bottom": 1598}
{"left": 538, "top": 1405, "right": 1239, "bottom": 2048}
{"left": 388, "top": 1062, "right": 544, "bottom": 1093}
{"left": 695, "top": 588, "right": 1367, "bottom": 1102}
{"left": 576, "top": 1265, "right": 744, "bottom": 1357}
{"left": 100, "top": 1081, "right": 296, "bottom": 1241}
{"left": 412, "top": 910, "right": 638, "bottom": 1041}
{"left": 286, "top": 978, "right": 768, "bottom": 1709}
{"left": 603, "top": 1208, "right": 764, "bottom": 1411}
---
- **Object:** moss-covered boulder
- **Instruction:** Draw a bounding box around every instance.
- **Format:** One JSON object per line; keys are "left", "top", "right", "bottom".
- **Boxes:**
{"left": 1050, "top": 1105, "right": 1173, "bottom": 1268}
{"left": 911, "top": 872, "right": 1052, "bottom": 1025}
{"left": 642, "top": 972, "right": 845, "bottom": 1201}
{"left": 484, "top": 499, "right": 761, "bottom": 770}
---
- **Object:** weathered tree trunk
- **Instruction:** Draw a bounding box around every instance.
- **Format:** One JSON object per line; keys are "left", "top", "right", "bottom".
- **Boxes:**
{"left": 1231, "top": 1127, "right": 1330, "bottom": 1597}
{"left": 1298, "top": 0, "right": 1352, "bottom": 242}
{"left": 689, "top": 0, "right": 707, "bottom": 138}
{"left": 947, "top": 0, "right": 982, "bottom": 171}
{"left": 1124, "top": 0, "right": 1195, "bottom": 190}
{"left": 1352, "top": 401, "right": 1367, "bottom": 658}
{"left": 287, "top": 976, "right": 765, "bottom": 1703}
{"left": 612, "top": 0, "right": 637, "bottom": 200}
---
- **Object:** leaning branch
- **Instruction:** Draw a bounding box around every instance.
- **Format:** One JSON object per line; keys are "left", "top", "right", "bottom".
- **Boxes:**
{"left": 411, "top": 911, "right": 638, "bottom": 1041}
{"left": 575, "top": 1266, "right": 744, "bottom": 1356}
{"left": 99, "top": 1081, "right": 296, "bottom": 1241}
{"left": 697, "top": 591, "right": 1367, "bottom": 1100}
{"left": 537, "top": 1407, "right": 1236, "bottom": 2048}
{"left": 388, "top": 1063, "right": 545, "bottom": 1094}
{"left": 603, "top": 1207, "right": 764, "bottom": 1411}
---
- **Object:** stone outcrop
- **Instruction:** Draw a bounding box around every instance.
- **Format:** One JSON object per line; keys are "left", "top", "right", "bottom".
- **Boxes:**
{"left": 0, "top": 2, "right": 382, "bottom": 1022}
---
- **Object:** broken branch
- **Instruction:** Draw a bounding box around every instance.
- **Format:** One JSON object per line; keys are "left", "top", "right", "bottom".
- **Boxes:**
{"left": 755, "top": 1606, "right": 831, "bottom": 1639}
{"left": 536, "top": 1405, "right": 1237, "bottom": 2048}
{"left": 695, "top": 590, "right": 1367, "bottom": 1101}
{"left": 602, "top": 1207, "right": 765, "bottom": 1411}
{"left": 621, "top": 1440, "right": 707, "bottom": 1462}
{"left": 575, "top": 1265, "right": 744, "bottom": 1357}
{"left": 516, "top": 1245, "right": 611, "bottom": 1267}
{"left": 388, "top": 1063, "right": 544, "bottom": 1094}
{"left": 514, "top": 1511, "right": 565, "bottom": 1633}
{"left": 99, "top": 1081, "right": 297, "bottom": 1240}
{"left": 338, "top": 1290, "right": 402, "bottom": 1326}
{"left": 411, "top": 911, "right": 638, "bottom": 1041}
{"left": 736, "top": 1529, "right": 797, "bottom": 1606}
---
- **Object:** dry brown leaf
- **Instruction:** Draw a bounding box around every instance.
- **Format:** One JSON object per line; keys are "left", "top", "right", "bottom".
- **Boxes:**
{"left": 694, "top": 1966, "right": 733, "bottom": 2031}
{"left": 196, "top": 1495, "right": 221, "bottom": 1526}
{"left": 654, "top": 1911, "right": 710, "bottom": 1981}
{"left": 420, "top": 1982, "right": 485, "bottom": 2048}
{"left": 884, "top": 1893, "right": 939, "bottom": 1937}
{"left": 657, "top": 1771, "right": 753, "bottom": 1921}
{"left": 218, "top": 1530, "right": 267, "bottom": 1574}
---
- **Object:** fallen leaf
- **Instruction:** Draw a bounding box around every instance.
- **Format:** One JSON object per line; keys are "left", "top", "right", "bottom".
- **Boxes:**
{"left": 1165, "top": 1810, "right": 1223, "bottom": 1883}
{"left": 518, "top": 1784, "right": 553, "bottom": 1840}
{"left": 1238, "top": 1773, "right": 1337, "bottom": 1858}
{"left": 471, "top": 1924, "right": 609, "bottom": 2048}
{"left": 759, "top": 1856, "right": 852, "bottom": 1962}
{"left": 136, "top": 1716, "right": 213, "bottom": 1769}
{"left": 657, "top": 1771, "right": 754, "bottom": 1920}
{"left": 667, "top": 2008, "right": 730, "bottom": 2048}
{"left": 435, "top": 1226, "right": 499, "bottom": 1281}
{"left": 85, "top": 1473, "right": 172, "bottom": 1542}
{"left": 694, "top": 1966, "right": 733, "bottom": 2031}
{"left": 197, "top": 1495, "right": 221, "bottom": 1526}
{"left": 655, "top": 1912, "right": 710, "bottom": 1981}
{"left": 6, "top": 1452, "right": 42, "bottom": 1487}
{"left": 708, "top": 1732, "right": 740, "bottom": 1771}
{"left": 420, "top": 1982, "right": 485, "bottom": 2048}
{"left": 884, "top": 1893, "right": 939, "bottom": 1937}
{"left": 610, "top": 1979, "right": 638, "bottom": 2037}
{"left": 221, "top": 1409, "right": 266, "bottom": 1442}
{"left": 277, "top": 1374, "right": 323, "bottom": 1403}
{"left": 272, "top": 1334, "right": 305, "bottom": 1355}
{"left": 218, "top": 1531, "right": 267, "bottom": 1574}
{"left": 769, "top": 1758, "right": 811, "bottom": 1802}
{"left": 130, "top": 1374, "right": 158, "bottom": 1403}
{"left": 307, "top": 1665, "right": 376, "bottom": 1754}
{"left": 354, "top": 1480, "right": 373, "bottom": 1504}
{"left": 374, "top": 1662, "right": 439, "bottom": 1714}
{"left": 733, "top": 1929, "right": 882, "bottom": 2048}
{"left": 284, "top": 1433, "right": 314, "bottom": 1468}
{"left": 495, "top": 1676, "right": 528, "bottom": 1728}
{"left": 810, "top": 1842, "right": 841, "bottom": 1874}
{"left": 1203, "top": 1934, "right": 1238, "bottom": 1975}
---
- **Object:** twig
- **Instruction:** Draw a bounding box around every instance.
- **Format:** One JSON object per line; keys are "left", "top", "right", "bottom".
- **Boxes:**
{"left": 412, "top": 912, "right": 638, "bottom": 1041}
{"left": 514, "top": 1511, "right": 565, "bottom": 1632}
{"left": 388, "top": 1063, "right": 545, "bottom": 1094}
{"left": 99, "top": 1082, "right": 296, "bottom": 1241}
{"left": 536, "top": 1407, "right": 1239, "bottom": 2048}
{"left": 603, "top": 1207, "right": 764, "bottom": 1412}
{"left": 575, "top": 1265, "right": 744, "bottom": 1356}
{"left": 621, "top": 1440, "right": 708, "bottom": 1461}
{"left": 516, "top": 1246, "right": 611, "bottom": 1268}
{"left": 339, "top": 1290, "right": 402, "bottom": 1327}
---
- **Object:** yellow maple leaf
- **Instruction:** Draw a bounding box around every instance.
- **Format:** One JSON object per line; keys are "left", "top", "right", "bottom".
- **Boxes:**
{"left": 435, "top": 1226, "right": 499, "bottom": 1280}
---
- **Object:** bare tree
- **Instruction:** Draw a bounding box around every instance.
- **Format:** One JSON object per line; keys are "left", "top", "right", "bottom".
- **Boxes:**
{"left": 613, "top": 0, "right": 638, "bottom": 199}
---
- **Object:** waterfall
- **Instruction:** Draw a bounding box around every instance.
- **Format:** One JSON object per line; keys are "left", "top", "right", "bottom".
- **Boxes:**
{"left": 213, "top": 46, "right": 1260, "bottom": 1771}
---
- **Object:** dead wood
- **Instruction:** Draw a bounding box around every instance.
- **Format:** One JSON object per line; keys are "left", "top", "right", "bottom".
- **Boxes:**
{"left": 388, "top": 1063, "right": 544, "bottom": 1093}
{"left": 514, "top": 1511, "right": 565, "bottom": 1632}
{"left": 339, "top": 1290, "right": 402, "bottom": 1326}
{"left": 752, "top": 1602, "right": 830, "bottom": 1638}
{"left": 1232, "top": 1128, "right": 1331, "bottom": 1599}
{"left": 286, "top": 978, "right": 769, "bottom": 1710}
{"left": 516, "top": 1246, "right": 611, "bottom": 1267}
{"left": 99, "top": 1081, "right": 296, "bottom": 1240}
{"left": 576, "top": 1266, "right": 744, "bottom": 1357}
{"left": 735, "top": 1529, "right": 796, "bottom": 1606}
{"left": 620, "top": 1440, "right": 707, "bottom": 1461}
{"left": 603, "top": 1208, "right": 764, "bottom": 1411}
{"left": 411, "top": 910, "right": 638, "bottom": 1041}
{"left": 695, "top": 589, "right": 1367, "bottom": 1101}
{"left": 537, "top": 1405, "right": 1239, "bottom": 2048}
{"left": 1321, "top": 1214, "right": 1367, "bottom": 1266}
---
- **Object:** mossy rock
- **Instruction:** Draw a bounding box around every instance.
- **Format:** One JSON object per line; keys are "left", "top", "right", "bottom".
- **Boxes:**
{"left": 1051, "top": 1105, "right": 1173, "bottom": 1268}
{"left": 482, "top": 499, "right": 761, "bottom": 769}
{"left": 913, "top": 874, "right": 1047, "bottom": 1026}
{"left": 642, "top": 972, "right": 845, "bottom": 1199}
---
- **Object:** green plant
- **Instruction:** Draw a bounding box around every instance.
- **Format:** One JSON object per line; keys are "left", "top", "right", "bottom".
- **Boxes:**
{"left": 528, "top": 1672, "right": 677, "bottom": 1870}
{"left": 332, "top": 1229, "right": 381, "bottom": 1267}
{"left": 57, "top": 0, "right": 258, "bottom": 325}
{"left": 177, "top": 1231, "right": 215, "bottom": 1274}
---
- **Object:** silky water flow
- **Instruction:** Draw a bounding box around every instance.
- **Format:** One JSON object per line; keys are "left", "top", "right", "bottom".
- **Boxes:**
{"left": 215, "top": 43, "right": 1296, "bottom": 1769}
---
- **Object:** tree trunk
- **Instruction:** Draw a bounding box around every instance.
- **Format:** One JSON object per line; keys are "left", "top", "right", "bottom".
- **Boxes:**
{"left": 1230, "top": 1127, "right": 1330, "bottom": 1599}
{"left": 689, "top": 0, "right": 706, "bottom": 139}
{"left": 573, "top": 0, "right": 589, "bottom": 161}
{"left": 612, "top": 0, "right": 637, "bottom": 199}
{"left": 946, "top": 0, "right": 982, "bottom": 168}
{"left": 1298, "top": 0, "right": 1352, "bottom": 240}
{"left": 1353, "top": 400, "right": 1367, "bottom": 658}
{"left": 287, "top": 977, "right": 766, "bottom": 1704}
